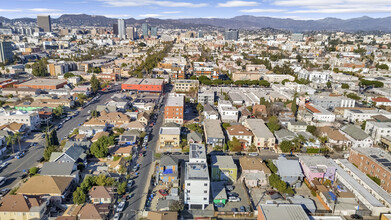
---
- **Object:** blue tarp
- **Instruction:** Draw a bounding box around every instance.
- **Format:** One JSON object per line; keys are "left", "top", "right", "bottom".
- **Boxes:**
{"left": 328, "top": 191, "right": 337, "bottom": 201}
{"left": 163, "top": 168, "right": 173, "bottom": 174}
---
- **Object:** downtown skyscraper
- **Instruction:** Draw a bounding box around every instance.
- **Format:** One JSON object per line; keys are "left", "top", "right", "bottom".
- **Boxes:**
{"left": 37, "top": 15, "right": 52, "bottom": 32}
{"left": 118, "top": 19, "right": 126, "bottom": 40}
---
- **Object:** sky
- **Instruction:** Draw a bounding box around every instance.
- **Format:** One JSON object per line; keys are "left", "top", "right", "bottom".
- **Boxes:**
{"left": 2, "top": 0, "right": 391, "bottom": 20}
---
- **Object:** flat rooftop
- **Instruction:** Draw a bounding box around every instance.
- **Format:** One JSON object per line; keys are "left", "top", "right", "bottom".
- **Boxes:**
{"left": 159, "top": 127, "right": 180, "bottom": 135}
{"left": 123, "top": 78, "right": 164, "bottom": 85}
{"left": 185, "top": 162, "right": 209, "bottom": 180}
{"left": 189, "top": 143, "right": 206, "bottom": 160}
{"left": 351, "top": 147, "right": 391, "bottom": 172}
{"left": 17, "top": 79, "right": 66, "bottom": 86}
{"left": 165, "top": 93, "right": 184, "bottom": 107}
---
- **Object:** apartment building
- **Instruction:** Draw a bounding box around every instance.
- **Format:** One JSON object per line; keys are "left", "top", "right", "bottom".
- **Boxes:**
{"left": 305, "top": 103, "right": 336, "bottom": 123}
{"left": 349, "top": 147, "right": 391, "bottom": 193}
{"left": 0, "top": 195, "right": 48, "bottom": 220}
{"left": 47, "top": 62, "right": 77, "bottom": 76}
{"left": 184, "top": 144, "right": 209, "bottom": 210}
{"left": 341, "top": 125, "right": 373, "bottom": 148}
{"left": 174, "top": 79, "right": 199, "bottom": 92}
{"left": 0, "top": 109, "right": 40, "bottom": 130}
{"left": 193, "top": 62, "right": 220, "bottom": 79}
{"left": 217, "top": 100, "right": 238, "bottom": 123}
{"left": 159, "top": 126, "right": 181, "bottom": 151}
{"left": 365, "top": 121, "right": 391, "bottom": 143}
{"left": 204, "top": 119, "right": 225, "bottom": 147}
{"left": 343, "top": 108, "right": 391, "bottom": 123}
{"left": 164, "top": 93, "right": 185, "bottom": 125}
{"left": 243, "top": 119, "right": 275, "bottom": 151}
{"left": 198, "top": 91, "right": 216, "bottom": 105}
{"left": 311, "top": 95, "right": 355, "bottom": 110}
{"left": 121, "top": 78, "right": 164, "bottom": 93}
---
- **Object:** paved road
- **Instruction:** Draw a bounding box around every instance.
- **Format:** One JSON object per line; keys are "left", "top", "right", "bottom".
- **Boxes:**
{"left": 122, "top": 95, "right": 166, "bottom": 220}
{"left": 0, "top": 85, "right": 120, "bottom": 191}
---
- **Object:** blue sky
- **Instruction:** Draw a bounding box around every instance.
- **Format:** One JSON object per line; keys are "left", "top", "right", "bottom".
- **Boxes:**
{"left": 2, "top": 0, "right": 391, "bottom": 20}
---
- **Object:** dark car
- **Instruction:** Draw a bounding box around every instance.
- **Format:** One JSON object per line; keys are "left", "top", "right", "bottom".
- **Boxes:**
{"left": 240, "top": 206, "right": 246, "bottom": 212}
{"left": 235, "top": 152, "right": 245, "bottom": 156}
{"left": 173, "top": 152, "right": 182, "bottom": 155}
{"left": 231, "top": 208, "right": 238, "bottom": 212}
{"left": 227, "top": 192, "right": 239, "bottom": 197}
{"left": 350, "top": 214, "right": 363, "bottom": 219}
{"left": 0, "top": 188, "right": 10, "bottom": 197}
{"left": 214, "top": 203, "right": 225, "bottom": 208}
{"left": 36, "top": 157, "right": 44, "bottom": 163}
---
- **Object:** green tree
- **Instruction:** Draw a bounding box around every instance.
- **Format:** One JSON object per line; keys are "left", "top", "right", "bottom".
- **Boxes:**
{"left": 6, "top": 134, "right": 15, "bottom": 153}
{"left": 279, "top": 141, "right": 293, "bottom": 153}
{"left": 326, "top": 81, "right": 332, "bottom": 88}
{"left": 31, "top": 58, "right": 49, "bottom": 77}
{"left": 266, "top": 159, "right": 278, "bottom": 174}
{"left": 90, "top": 74, "right": 101, "bottom": 93}
{"left": 95, "top": 174, "right": 115, "bottom": 186}
{"left": 196, "top": 103, "right": 204, "bottom": 112}
{"left": 53, "top": 105, "right": 64, "bottom": 117}
{"left": 347, "top": 93, "right": 361, "bottom": 101}
{"left": 117, "top": 181, "right": 127, "bottom": 195}
{"left": 361, "top": 121, "right": 367, "bottom": 130}
{"left": 341, "top": 83, "right": 349, "bottom": 89}
{"left": 228, "top": 137, "right": 242, "bottom": 152}
{"left": 222, "top": 123, "right": 231, "bottom": 130}
{"left": 90, "top": 136, "right": 115, "bottom": 158}
{"left": 43, "top": 145, "right": 59, "bottom": 161}
{"left": 73, "top": 188, "right": 86, "bottom": 204}
{"left": 267, "top": 116, "right": 280, "bottom": 133}
{"left": 306, "top": 125, "right": 317, "bottom": 135}
{"left": 91, "top": 110, "right": 100, "bottom": 118}
{"left": 291, "top": 97, "right": 297, "bottom": 115}
{"left": 29, "top": 167, "right": 39, "bottom": 176}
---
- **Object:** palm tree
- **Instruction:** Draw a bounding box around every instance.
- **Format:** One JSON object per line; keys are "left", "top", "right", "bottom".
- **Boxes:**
{"left": 14, "top": 132, "right": 22, "bottom": 152}
{"left": 6, "top": 134, "right": 15, "bottom": 154}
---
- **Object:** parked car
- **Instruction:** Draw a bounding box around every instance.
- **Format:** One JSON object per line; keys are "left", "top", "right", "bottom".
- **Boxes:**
{"left": 158, "top": 189, "right": 169, "bottom": 197}
{"left": 227, "top": 192, "right": 239, "bottom": 197}
{"left": 127, "top": 180, "right": 134, "bottom": 188}
{"left": 350, "top": 214, "right": 363, "bottom": 219}
{"left": 225, "top": 185, "right": 234, "bottom": 191}
{"left": 173, "top": 152, "right": 181, "bottom": 155}
{"left": 240, "top": 206, "right": 246, "bottom": 212}
{"left": 231, "top": 208, "right": 238, "bottom": 212}
{"left": 113, "top": 213, "right": 121, "bottom": 220}
{"left": 248, "top": 152, "right": 259, "bottom": 157}
{"left": 116, "top": 201, "right": 125, "bottom": 212}
{"left": 214, "top": 203, "right": 225, "bottom": 208}
{"left": 0, "top": 162, "right": 9, "bottom": 169}
{"left": 228, "top": 196, "right": 241, "bottom": 202}
{"left": 0, "top": 188, "right": 10, "bottom": 197}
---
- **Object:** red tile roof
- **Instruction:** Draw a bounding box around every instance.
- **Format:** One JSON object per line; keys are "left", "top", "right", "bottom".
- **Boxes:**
{"left": 372, "top": 97, "right": 391, "bottom": 102}
{"left": 305, "top": 103, "right": 320, "bottom": 113}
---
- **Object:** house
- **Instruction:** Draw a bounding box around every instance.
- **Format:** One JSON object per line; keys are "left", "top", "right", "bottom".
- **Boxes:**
{"left": 274, "top": 156, "right": 304, "bottom": 188}
{"left": 203, "top": 104, "right": 219, "bottom": 120}
{"left": 78, "top": 204, "right": 103, "bottom": 220}
{"left": 91, "top": 131, "right": 110, "bottom": 143}
{"left": 226, "top": 124, "right": 253, "bottom": 149}
{"left": 0, "top": 195, "right": 48, "bottom": 220}
{"left": 120, "top": 120, "right": 145, "bottom": 132}
{"left": 40, "top": 162, "right": 80, "bottom": 183}
{"left": 16, "top": 176, "right": 74, "bottom": 203}
{"left": 204, "top": 119, "right": 225, "bottom": 147}
{"left": 211, "top": 155, "right": 237, "bottom": 183}
{"left": 88, "top": 186, "right": 114, "bottom": 204}
{"left": 287, "top": 121, "right": 307, "bottom": 133}
{"left": 305, "top": 103, "right": 336, "bottom": 123}
{"left": 50, "top": 145, "right": 87, "bottom": 167}
{"left": 372, "top": 97, "right": 391, "bottom": 107}
{"left": 187, "top": 131, "right": 203, "bottom": 144}
{"left": 365, "top": 121, "right": 391, "bottom": 143}
{"left": 118, "top": 130, "right": 139, "bottom": 145}
{"left": 317, "top": 126, "right": 350, "bottom": 147}
{"left": 113, "top": 145, "right": 133, "bottom": 157}
{"left": 217, "top": 100, "right": 238, "bottom": 122}
{"left": 158, "top": 155, "right": 179, "bottom": 183}
{"left": 252, "top": 104, "right": 267, "bottom": 118}
{"left": 243, "top": 119, "right": 275, "bottom": 151}
{"left": 239, "top": 157, "right": 271, "bottom": 187}
{"left": 137, "top": 112, "right": 150, "bottom": 125}
{"left": 97, "top": 111, "right": 131, "bottom": 127}
{"left": 108, "top": 157, "right": 127, "bottom": 173}
{"left": 275, "top": 129, "right": 297, "bottom": 143}
{"left": 159, "top": 126, "right": 181, "bottom": 151}
{"left": 147, "top": 211, "right": 177, "bottom": 220}
{"left": 341, "top": 125, "right": 373, "bottom": 148}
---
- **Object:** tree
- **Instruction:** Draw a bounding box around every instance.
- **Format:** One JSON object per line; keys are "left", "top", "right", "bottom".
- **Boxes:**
{"left": 53, "top": 105, "right": 64, "bottom": 117}
{"left": 14, "top": 132, "right": 22, "bottom": 152}
{"left": 196, "top": 103, "right": 204, "bottom": 112}
{"left": 347, "top": 93, "right": 361, "bottom": 101}
{"left": 267, "top": 116, "right": 280, "bottom": 133}
{"left": 279, "top": 141, "right": 293, "bottom": 153}
{"left": 326, "top": 81, "right": 332, "bottom": 88}
{"left": 222, "top": 123, "right": 231, "bottom": 130}
{"left": 90, "top": 74, "right": 101, "bottom": 93}
{"left": 228, "top": 137, "right": 242, "bottom": 152}
{"left": 291, "top": 97, "right": 297, "bottom": 115}
{"left": 91, "top": 110, "right": 100, "bottom": 118}
{"left": 43, "top": 145, "right": 59, "bottom": 161}
{"left": 6, "top": 134, "right": 15, "bottom": 153}
{"left": 31, "top": 58, "right": 49, "bottom": 77}
{"left": 46, "top": 130, "right": 59, "bottom": 146}
{"left": 361, "top": 121, "right": 367, "bottom": 130}
{"left": 117, "top": 181, "right": 127, "bottom": 195}
{"left": 266, "top": 159, "right": 278, "bottom": 174}
{"left": 90, "top": 136, "right": 114, "bottom": 158}
{"left": 73, "top": 188, "right": 86, "bottom": 204}
{"left": 341, "top": 83, "right": 349, "bottom": 89}
{"left": 29, "top": 167, "right": 39, "bottom": 176}
{"left": 306, "top": 125, "right": 317, "bottom": 135}
{"left": 95, "top": 174, "right": 115, "bottom": 186}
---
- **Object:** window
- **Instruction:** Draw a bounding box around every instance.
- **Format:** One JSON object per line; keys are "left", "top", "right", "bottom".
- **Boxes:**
{"left": 204, "top": 183, "right": 208, "bottom": 186}
{"left": 187, "top": 183, "right": 190, "bottom": 186}
{"left": 204, "top": 190, "right": 207, "bottom": 193}
{"left": 203, "top": 197, "right": 207, "bottom": 200}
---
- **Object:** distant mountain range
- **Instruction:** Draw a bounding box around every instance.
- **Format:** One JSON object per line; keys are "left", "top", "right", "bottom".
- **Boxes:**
{"left": 2, "top": 14, "right": 391, "bottom": 32}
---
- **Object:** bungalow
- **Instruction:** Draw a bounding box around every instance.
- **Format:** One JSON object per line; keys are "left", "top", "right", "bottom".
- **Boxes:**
{"left": 274, "top": 156, "right": 304, "bottom": 188}
{"left": 226, "top": 124, "right": 253, "bottom": 149}
{"left": 88, "top": 186, "right": 114, "bottom": 205}
{"left": 187, "top": 131, "right": 203, "bottom": 145}
{"left": 211, "top": 155, "right": 237, "bottom": 183}
{"left": 239, "top": 157, "right": 271, "bottom": 187}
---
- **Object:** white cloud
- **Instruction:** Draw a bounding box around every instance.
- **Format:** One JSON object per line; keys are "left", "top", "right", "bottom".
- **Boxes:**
{"left": 0, "top": 9, "right": 23, "bottom": 12}
{"left": 240, "top": 8, "right": 286, "bottom": 13}
{"left": 290, "top": 7, "right": 391, "bottom": 14}
{"left": 103, "top": 14, "right": 132, "bottom": 18}
{"left": 217, "top": 1, "right": 259, "bottom": 7}
{"left": 162, "top": 11, "right": 182, "bottom": 14}
{"left": 28, "top": 8, "right": 62, "bottom": 12}
{"left": 99, "top": 0, "right": 207, "bottom": 8}
{"left": 139, "top": 13, "right": 161, "bottom": 18}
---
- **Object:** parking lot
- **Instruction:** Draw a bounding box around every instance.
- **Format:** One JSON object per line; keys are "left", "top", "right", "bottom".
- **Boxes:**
{"left": 215, "top": 182, "right": 252, "bottom": 214}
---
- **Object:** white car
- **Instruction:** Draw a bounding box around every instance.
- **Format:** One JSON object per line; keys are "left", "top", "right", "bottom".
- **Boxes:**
{"left": 113, "top": 213, "right": 120, "bottom": 220}
{"left": 127, "top": 180, "right": 134, "bottom": 187}
{"left": 116, "top": 201, "right": 125, "bottom": 212}
{"left": 228, "top": 196, "right": 241, "bottom": 202}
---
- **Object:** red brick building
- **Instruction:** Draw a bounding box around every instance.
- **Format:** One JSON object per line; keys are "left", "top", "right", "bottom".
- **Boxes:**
{"left": 121, "top": 78, "right": 164, "bottom": 93}
{"left": 349, "top": 147, "right": 391, "bottom": 193}
{"left": 164, "top": 93, "right": 184, "bottom": 125}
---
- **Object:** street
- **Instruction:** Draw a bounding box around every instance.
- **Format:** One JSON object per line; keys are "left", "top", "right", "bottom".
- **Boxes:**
{"left": 122, "top": 94, "right": 166, "bottom": 220}
{"left": 0, "top": 85, "right": 120, "bottom": 191}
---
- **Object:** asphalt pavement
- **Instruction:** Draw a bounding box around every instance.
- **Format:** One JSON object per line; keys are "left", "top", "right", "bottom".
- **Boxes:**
{"left": 0, "top": 85, "right": 119, "bottom": 191}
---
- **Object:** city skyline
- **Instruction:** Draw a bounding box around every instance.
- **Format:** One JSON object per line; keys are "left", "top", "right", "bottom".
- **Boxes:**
{"left": 1, "top": 0, "right": 391, "bottom": 20}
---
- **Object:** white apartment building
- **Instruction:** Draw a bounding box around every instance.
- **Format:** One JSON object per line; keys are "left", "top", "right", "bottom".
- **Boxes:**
{"left": 217, "top": 100, "right": 238, "bottom": 123}
{"left": 365, "top": 121, "right": 391, "bottom": 143}
{"left": 344, "top": 109, "right": 391, "bottom": 123}
{"left": 311, "top": 95, "right": 355, "bottom": 110}
{"left": 298, "top": 70, "right": 331, "bottom": 84}
{"left": 184, "top": 144, "right": 209, "bottom": 210}
{"left": 0, "top": 109, "right": 40, "bottom": 130}
{"left": 305, "top": 103, "right": 336, "bottom": 123}
{"left": 341, "top": 125, "right": 373, "bottom": 148}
